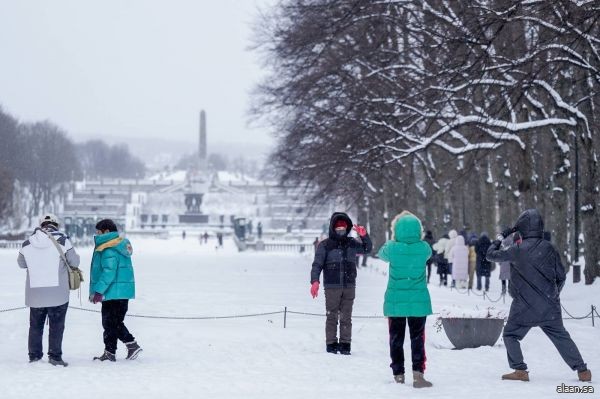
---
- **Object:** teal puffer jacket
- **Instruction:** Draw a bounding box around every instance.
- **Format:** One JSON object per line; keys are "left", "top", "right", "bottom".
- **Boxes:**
{"left": 378, "top": 213, "right": 432, "bottom": 317}
{"left": 89, "top": 232, "right": 136, "bottom": 300}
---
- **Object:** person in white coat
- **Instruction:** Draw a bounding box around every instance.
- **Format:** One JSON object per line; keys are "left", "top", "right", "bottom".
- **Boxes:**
{"left": 444, "top": 230, "right": 458, "bottom": 287}
{"left": 449, "top": 236, "right": 469, "bottom": 289}
{"left": 17, "top": 214, "right": 80, "bottom": 367}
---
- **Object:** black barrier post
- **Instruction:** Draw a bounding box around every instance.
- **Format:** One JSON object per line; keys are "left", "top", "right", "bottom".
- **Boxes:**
{"left": 592, "top": 305, "right": 595, "bottom": 327}
{"left": 284, "top": 306, "right": 287, "bottom": 329}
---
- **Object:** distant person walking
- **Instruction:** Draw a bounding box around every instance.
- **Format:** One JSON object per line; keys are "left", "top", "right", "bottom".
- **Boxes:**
{"left": 487, "top": 209, "right": 591, "bottom": 382}
{"left": 203, "top": 232, "right": 209, "bottom": 244}
{"left": 445, "top": 230, "right": 458, "bottom": 287}
{"left": 378, "top": 211, "right": 433, "bottom": 388}
{"left": 467, "top": 236, "right": 477, "bottom": 290}
{"left": 423, "top": 230, "right": 435, "bottom": 284}
{"left": 475, "top": 233, "right": 492, "bottom": 291}
{"left": 449, "top": 235, "right": 469, "bottom": 289}
{"left": 310, "top": 212, "right": 372, "bottom": 355}
{"left": 17, "top": 214, "right": 80, "bottom": 366}
{"left": 433, "top": 234, "right": 449, "bottom": 286}
{"left": 257, "top": 222, "right": 263, "bottom": 240}
{"left": 498, "top": 233, "right": 513, "bottom": 295}
{"left": 182, "top": 230, "right": 186, "bottom": 240}
{"left": 217, "top": 232, "right": 223, "bottom": 247}
{"left": 90, "top": 219, "right": 142, "bottom": 362}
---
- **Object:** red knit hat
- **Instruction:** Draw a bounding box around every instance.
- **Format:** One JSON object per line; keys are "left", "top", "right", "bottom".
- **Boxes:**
{"left": 334, "top": 220, "right": 348, "bottom": 229}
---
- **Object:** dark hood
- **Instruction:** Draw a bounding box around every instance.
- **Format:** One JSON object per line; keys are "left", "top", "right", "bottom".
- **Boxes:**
{"left": 478, "top": 234, "right": 491, "bottom": 246}
{"left": 515, "top": 209, "right": 544, "bottom": 239}
{"left": 328, "top": 212, "right": 353, "bottom": 240}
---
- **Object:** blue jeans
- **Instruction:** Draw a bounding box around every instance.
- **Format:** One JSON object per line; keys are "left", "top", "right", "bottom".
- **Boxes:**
{"left": 29, "top": 302, "right": 68, "bottom": 361}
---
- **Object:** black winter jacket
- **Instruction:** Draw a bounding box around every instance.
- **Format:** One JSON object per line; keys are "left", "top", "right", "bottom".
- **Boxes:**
{"left": 310, "top": 212, "right": 372, "bottom": 289}
{"left": 424, "top": 232, "right": 435, "bottom": 267}
{"left": 486, "top": 209, "right": 566, "bottom": 326}
{"left": 475, "top": 234, "right": 492, "bottom": 276}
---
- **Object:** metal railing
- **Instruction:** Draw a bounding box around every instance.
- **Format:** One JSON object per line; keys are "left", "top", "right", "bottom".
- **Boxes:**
{"left": 0, "top": 240, "right": 21, "bottom": 249}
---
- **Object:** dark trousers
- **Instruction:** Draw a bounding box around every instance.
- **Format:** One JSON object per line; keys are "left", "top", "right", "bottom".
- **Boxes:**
{"left": 503, "top": 318, "right": 587, "bottom": 372}
{"left": 29, "top": 302, "right": 68, "bottom": 361}
{"left": 324, "top": 287, "right": 355, "bottom": 344}
{"left": 426, "top": 262, "right": 432, "bottom": 283}
{"left": 476, "top": 273, "right": 490, "bottom": 291}
{"left": 101, "top": 299, "right": 135, "bottom": 353}
{"left": 439, "top": 271, "right": 448, "bottom": 286}
{"left": 388, "top": 316, "right": 427, "bottom": 375}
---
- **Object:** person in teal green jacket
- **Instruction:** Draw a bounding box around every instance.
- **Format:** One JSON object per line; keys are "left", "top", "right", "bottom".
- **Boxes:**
{"left": 378, "top": 211, "right": 433, "bottom": 388}
{"left": 89, "top": 219, "right": 142, "bottom": 362}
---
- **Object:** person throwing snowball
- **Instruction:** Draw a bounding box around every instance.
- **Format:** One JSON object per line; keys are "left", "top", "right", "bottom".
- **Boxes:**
{"left": 487, "top": 209, "right": 591, "bottom": 383}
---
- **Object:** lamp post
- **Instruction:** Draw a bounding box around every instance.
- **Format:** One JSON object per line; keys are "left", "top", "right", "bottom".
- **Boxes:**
{"left": 573, "top": 133, "right": 581, "bottom": 283}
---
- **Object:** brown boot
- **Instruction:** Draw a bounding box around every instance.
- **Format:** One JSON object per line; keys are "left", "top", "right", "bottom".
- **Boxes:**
{"left": 501, "top": 370, "right": 529, "bottom": 381}
{"left": 578, "top": 369, "right": 592, "bottom": 382}
{"left": 413, "top": 371, "right": 433, "bottom": 388}
{"left": 394, "top": 374, "right": 405, "bottom": 384}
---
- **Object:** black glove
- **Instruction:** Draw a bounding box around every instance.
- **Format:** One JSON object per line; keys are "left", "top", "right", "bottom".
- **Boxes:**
{"left": 492, "top": 240, "right": 502, "bottom": 249}
{"left": 501, "top": 227, "right": 516, "bottom": 238}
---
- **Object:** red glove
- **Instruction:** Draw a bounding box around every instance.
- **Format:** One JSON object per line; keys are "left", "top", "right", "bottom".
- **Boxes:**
{"left": 310, "top": 281, "right": 319, "bottom": 298}
{"left": 91, "top": 292, "right": 103, "bottom": 304}
{"left": 354, "top": 225, "right": 367, "bottom": 237}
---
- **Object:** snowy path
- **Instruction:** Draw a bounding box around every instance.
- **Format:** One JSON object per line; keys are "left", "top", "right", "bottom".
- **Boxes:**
{"left": 0, "top": 238, "right": 597, "bottom": 398}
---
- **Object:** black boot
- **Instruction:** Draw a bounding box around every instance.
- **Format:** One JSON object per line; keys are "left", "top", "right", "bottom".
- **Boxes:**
{"left": 339, "top": 342, "right": 351, "bottom": 355}
{"left": 125, "top": 341, "right": 142, "bottom": 360}
{"left": 93, "top": 350, "right": 116, "bottom": 362}
{"left": 326, "top": 341, "right": 338, "bottom": 354}
{"left": 49, "top": 357, "right": 69, "bottom": 367}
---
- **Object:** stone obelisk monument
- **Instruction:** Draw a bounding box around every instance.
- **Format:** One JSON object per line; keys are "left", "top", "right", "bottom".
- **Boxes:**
{"left": 179, "top": 110, "right": 209, "bottom": 224}
{"left": 199, "top": 110, "right": 207, "bottom": 168}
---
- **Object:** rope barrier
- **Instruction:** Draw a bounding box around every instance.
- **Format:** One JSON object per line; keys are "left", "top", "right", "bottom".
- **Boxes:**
{"left": 452, "top": 286, "right": 470, "bottom": 295}
{"left": 0, "top": 306, "right": 27, "bottom": 313}
{"left": 0, "top": 304, "right": 594, "bottom": 322}
{"left": 469, "top": 289, "right": 485, "bottom": 297}
{"left": 484, "top": 292, "right": 505, "bottom": 303}
{"left": 286, "top": 310, "right": 325, "bottom": 317}
{"left": 67, "top": 306, "right": 285, "bottom": 320}
{"left": 560, "top": 304, "right": 594, "bottom": 320}
{"left": 1, "top": 300, "right": 596, "bottom": 323}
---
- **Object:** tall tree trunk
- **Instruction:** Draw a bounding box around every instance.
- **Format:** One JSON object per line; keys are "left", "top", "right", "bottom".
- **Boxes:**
{"left": 368, "top": 192, "right": 387, "bottom": 253}
{"left": 580, "top": 136, "right": 600, "bottom": 284}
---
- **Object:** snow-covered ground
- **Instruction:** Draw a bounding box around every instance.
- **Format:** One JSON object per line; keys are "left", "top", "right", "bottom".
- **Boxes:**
{"left": 0, "top": 238, "right": 597, "bottom": 398}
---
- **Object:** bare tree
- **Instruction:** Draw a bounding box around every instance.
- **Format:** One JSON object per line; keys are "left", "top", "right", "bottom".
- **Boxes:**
{"left": 19, "top": 121, "right": 82, "bottom": 224}
{"left": 254, "top": 0, "right": 600, "bottom": 283}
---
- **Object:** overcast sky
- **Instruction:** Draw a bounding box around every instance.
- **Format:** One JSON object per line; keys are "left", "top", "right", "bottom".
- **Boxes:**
{"left": 0, "top": 0, "right": 274, "bottom": 156}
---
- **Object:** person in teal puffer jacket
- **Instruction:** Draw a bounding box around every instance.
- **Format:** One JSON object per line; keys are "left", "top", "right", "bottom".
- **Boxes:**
{"left": 378, "top": 211, "right": 433, "bottom": 388}
{"left": 89, "top": 219, "right": 142, "bottom": 362}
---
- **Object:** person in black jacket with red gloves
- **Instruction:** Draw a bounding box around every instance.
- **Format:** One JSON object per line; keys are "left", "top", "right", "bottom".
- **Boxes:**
{"left": 487, "top": 209, "right": 591, "bottom": 383}
{"left": 310, "top": 212, "right": 372, "bottom": 355}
